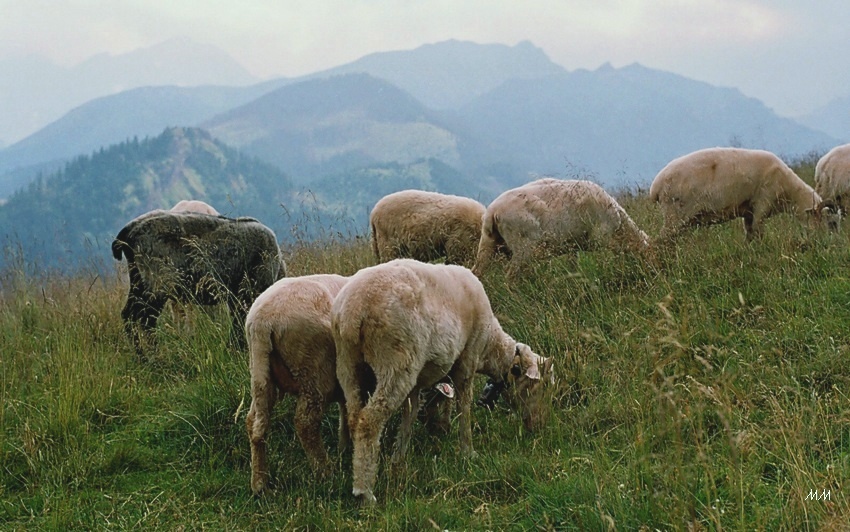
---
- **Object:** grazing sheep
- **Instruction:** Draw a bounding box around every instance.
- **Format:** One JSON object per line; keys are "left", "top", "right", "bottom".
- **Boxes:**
{"left": 166, "top": 201, "right": 221, "bottom": 322}
{"left": 112, "top": 210, "right": 285, "bottom": 354}
{"left": 370, "top": 190, "right": 486, "bottom": 266}
{"left": 650, "top": 147, "right": 832, "bottom": 241}
{"left": 170, "top": 199, "right": 220, "bottom": 216}
{"left": 472, "top": 178, "right": 649, "bottom": 276}
{"left": 814, "top": 143, "right": 850, "bottom": 228}
{"left": 245, "top": 274, "right": 349, "bottom": 495}
{"left": 332, "top": 259, "right": 554, "bottom": 505}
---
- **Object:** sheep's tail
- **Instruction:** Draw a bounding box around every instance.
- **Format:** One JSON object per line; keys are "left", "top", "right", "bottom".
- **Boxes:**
{"left": 111, "top": 224, "right": 133, "bottom": 261}
{"left": 472, "top": 211, "right": 499, "bottom": 276}
{"left": 246, "top": 319, "right": 275, "bottom": 443}
{"left": 370, "top": 221, "right": 380, "bottom": 260}
{"left": 333, "top": 316, "right": 371, "bottom": 433}
{"left": 112, "top": 217, "right": 141, "bottom": 262}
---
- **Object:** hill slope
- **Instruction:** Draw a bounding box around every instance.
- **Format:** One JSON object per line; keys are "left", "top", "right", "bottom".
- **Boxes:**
{"left": 457, "top": 63, "right": 838, "bottom": 186}
{"left": 0, "top": 82, "right": 288, "bottom": 197}
{"left": 204, "top": 73, "right": 464, "bottom": 180}
{"left": 0, "top": 38, "right": 258, "bottom": 147}
{"left": 798, "top": 95, "right": 850, "bottom": 142}
{"left": 0, "top": 128, "right": 296, "bottom": 270}
{"left": 312, "top": 39, "right": 564, "bottom": 109}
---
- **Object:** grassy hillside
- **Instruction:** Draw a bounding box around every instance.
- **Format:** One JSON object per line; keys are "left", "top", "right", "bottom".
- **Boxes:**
{"left": 1, "top": 187, "right": 849, "bottom": 528}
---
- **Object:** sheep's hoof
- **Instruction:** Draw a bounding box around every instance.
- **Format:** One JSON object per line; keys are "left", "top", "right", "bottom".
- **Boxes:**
{"left": 353, "top": 488, "right": 377, "bottom": 506}
{"left": 250, "top": 476, "right": 268, "bottom": 496}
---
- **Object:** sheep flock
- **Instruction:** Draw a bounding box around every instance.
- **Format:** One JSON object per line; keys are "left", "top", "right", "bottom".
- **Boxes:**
{"left": 107, "top": 143, "right": 850, "bottom": 506}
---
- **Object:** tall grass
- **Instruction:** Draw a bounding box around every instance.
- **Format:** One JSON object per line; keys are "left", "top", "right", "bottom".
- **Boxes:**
{"left": 1, "top": 189, "right": 849, "bottom": 529}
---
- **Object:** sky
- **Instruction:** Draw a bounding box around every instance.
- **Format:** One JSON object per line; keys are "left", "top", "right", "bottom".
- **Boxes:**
{"left": 1, "top": 0, "right": 848, "bottom": 117}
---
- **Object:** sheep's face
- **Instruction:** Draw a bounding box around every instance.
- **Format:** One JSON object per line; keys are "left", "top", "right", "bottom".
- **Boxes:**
{"left": 504, "top": 343, "right": 554, "bottom": 432}
{"left": 818, "top": 202, "right": 842, "bottom": 231}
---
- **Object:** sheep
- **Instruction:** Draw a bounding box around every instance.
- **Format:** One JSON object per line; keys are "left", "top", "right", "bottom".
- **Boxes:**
{"left": 170, "top": 199, "right": 220, "bottom": 216}
{"left": 472, "top": 178, "right": 649, "bottom": 276}
{"left": 166, "top": 201, "right": 221, "bottom": 322}
{"left": 245, "top": 274, "right": 349, "bottom": 495}
{"left": 112, "top": 209, "right": 285, "bottom": 355}
{"left": 370, "top": 190, "right": 486, "bottom": 267}
{"left": 814, "top": 143, "right": 850, "bottom": 229}
{"left": 650, "top": 147, "right": 834, "bottom": 241}
{"left": 332, "top": 259, "right": 554, "bottom": 505}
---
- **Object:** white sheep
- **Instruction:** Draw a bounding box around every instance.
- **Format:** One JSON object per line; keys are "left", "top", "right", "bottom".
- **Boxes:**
{"left": 245, "top": 273, "right": 349, "bottom": 495}
{"left": 170, "top": 199, "right": 220, "bottom": 216}
{"left": 472, "top": 178, "right": 649, "bottom": 276}
{"left": 332, "top": 259, "right": 553, "bottom": 505}
{"left": 814, "top": 143, "right": 850, "bottom": 228}
{"left": 650, "top": 147, "right": 833, "bottom": 240}
{"left": 370, "top": 190, "right": 486, "bottom": 267}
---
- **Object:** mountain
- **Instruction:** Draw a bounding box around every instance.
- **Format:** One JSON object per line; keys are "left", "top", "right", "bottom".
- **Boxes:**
{"left": 0, "top": 81, "right": 288, "bottom": 198}
{"left": 0, "top": 41, "right": 840, "bottom": 205}
{"left": 203, "top": 73, "right": 466, "bottom": 180}
{"left": 797, "top": 96, "right": 850, "bottom": 143}
{"left": 0, "top": 126, "right": 503, "bottom": 271}
{"left": 455, "top": 63, "right": 839, "bottom": 187}
{"left": 311, "top": 40, "right": 564, "bottom": 109}
{"left": 0, "top": 127, "right": 297, "bottom": 271}
{"left": 0, "top": 38, "right": 258, "bottom": 146}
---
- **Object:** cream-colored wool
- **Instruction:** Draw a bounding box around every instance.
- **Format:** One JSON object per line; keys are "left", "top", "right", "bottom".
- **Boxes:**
{"left": 170, "top": 199, "right": 220, "bottom": 216}
{"left": 245, "top": 274, "right": 349, "bottom": 495}
{"left": 370, "top": 190, "right": 485, "bottom": 267}
{"left": 472, "top": 178, "right": 648, "bottom": 276}
{"left": 815, "top": 143, "right": 850, "bottom": 226}
{"left": 650, "top": 147, "right": 830, "bottom": 240}
{"left": 332, "top": 259, "right": 553, "bottom": 504}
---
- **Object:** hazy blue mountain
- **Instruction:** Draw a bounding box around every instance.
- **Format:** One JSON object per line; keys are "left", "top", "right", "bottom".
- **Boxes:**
{"left": 0, "top": 127, "right": 495, "bottom": 271}
{"left": 0, "top": 81, "right": 288, "bottom": 197}
{"left": 0, "top": 38, "right": 258, "bottom": 146}
{"left": 798, "top": 96, "right": 850, "bottom": 143}
{"left": 310, "top": 39, "right": 564, "bottom": 109}
{"left": 456, "top": 63, "right": 840, "bottom": 187}
{"left": 1, "top": 40, "right": 840, "bottom": 205}
{"left": 0, "top": 127, "right": 298, "bottom": 271}
{"left": 203, "top": 73, "right": 466, "bottom": 180}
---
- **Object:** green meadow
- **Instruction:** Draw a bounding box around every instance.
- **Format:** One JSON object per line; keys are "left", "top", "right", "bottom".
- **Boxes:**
{"left": 2, "top": 161, "right": 849, "bottom": 529}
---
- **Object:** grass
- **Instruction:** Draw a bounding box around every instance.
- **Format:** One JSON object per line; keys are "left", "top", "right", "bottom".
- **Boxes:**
{"left": 2, "top": 189, "right": 850, "bottom": 530}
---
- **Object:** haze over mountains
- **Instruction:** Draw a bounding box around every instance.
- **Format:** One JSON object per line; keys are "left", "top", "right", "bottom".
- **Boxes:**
{"left": 2, "top": 39, "right": 845, "bottom": 197}
{"left": 0, "top": 38, "right": 259, "bottom": 147}
{"left": 1, "top": 38, "right": 849, "bottom": 270}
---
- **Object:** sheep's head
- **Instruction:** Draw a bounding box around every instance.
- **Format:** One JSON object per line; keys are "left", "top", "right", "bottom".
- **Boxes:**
{"left": 816, "top": 200, "right": 843, "bottom": 231}
{"left": 503, "top": 343, "right": 554, "bottom": 432}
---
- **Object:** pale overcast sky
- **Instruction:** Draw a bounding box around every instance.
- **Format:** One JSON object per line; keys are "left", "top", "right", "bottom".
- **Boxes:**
{"left": 1, "top": 0, "right": 848, "bottom": 116}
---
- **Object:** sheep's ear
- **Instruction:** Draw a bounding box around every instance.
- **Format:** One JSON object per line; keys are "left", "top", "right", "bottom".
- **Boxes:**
{"left": 511, "top": 344, "right": 523, "bottom": 376}
{"left": 523, "top": 353, "right": 541, "bottom": 380}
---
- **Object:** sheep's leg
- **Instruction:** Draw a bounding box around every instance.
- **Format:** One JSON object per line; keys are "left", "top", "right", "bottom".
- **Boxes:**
{"left": 122, "top": 289, "right": 165, "bottom": 355}
{"left": 338, "top": 401, "right": 351, "bottom": 452}
{"left": 351, "top": 380, "right": 410, "bottom": 505}
{"left": 419, "top": 389, "right": 452, "bottom": 435}
{"left": 472, "top": 233, "right": 496, "bottom": 276}
{"left": 294, "top": 392, "right": 332, "bottom": 476}
{"left": 246, "top": 382, "right": 276, "bottom": 495}
{"left": 453, "top": 374, "right": 477, "bottom": 458}
{"left": 390, "top": 387, "right": 421, "bottom": 467}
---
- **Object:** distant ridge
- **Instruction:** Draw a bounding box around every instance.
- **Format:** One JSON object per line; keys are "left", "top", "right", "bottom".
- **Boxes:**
{"left": 309, "top": 40, "right": 565, "bottom": 109}
{"left": 204, "top": 73, "right": 464, "bottom": 179}
{"left": 0, "top": 38, "right": 259, "bottom": 146}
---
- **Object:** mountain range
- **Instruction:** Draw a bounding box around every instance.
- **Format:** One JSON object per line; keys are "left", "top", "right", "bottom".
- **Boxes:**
{"left": 2, "top": 40, "right": 844, "bottom": 199}
{"left": 1, "top": 39, "right": 849, "bottom": 270}
{"left": 0, "top": 38, "right": 259, "bottom": 147}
